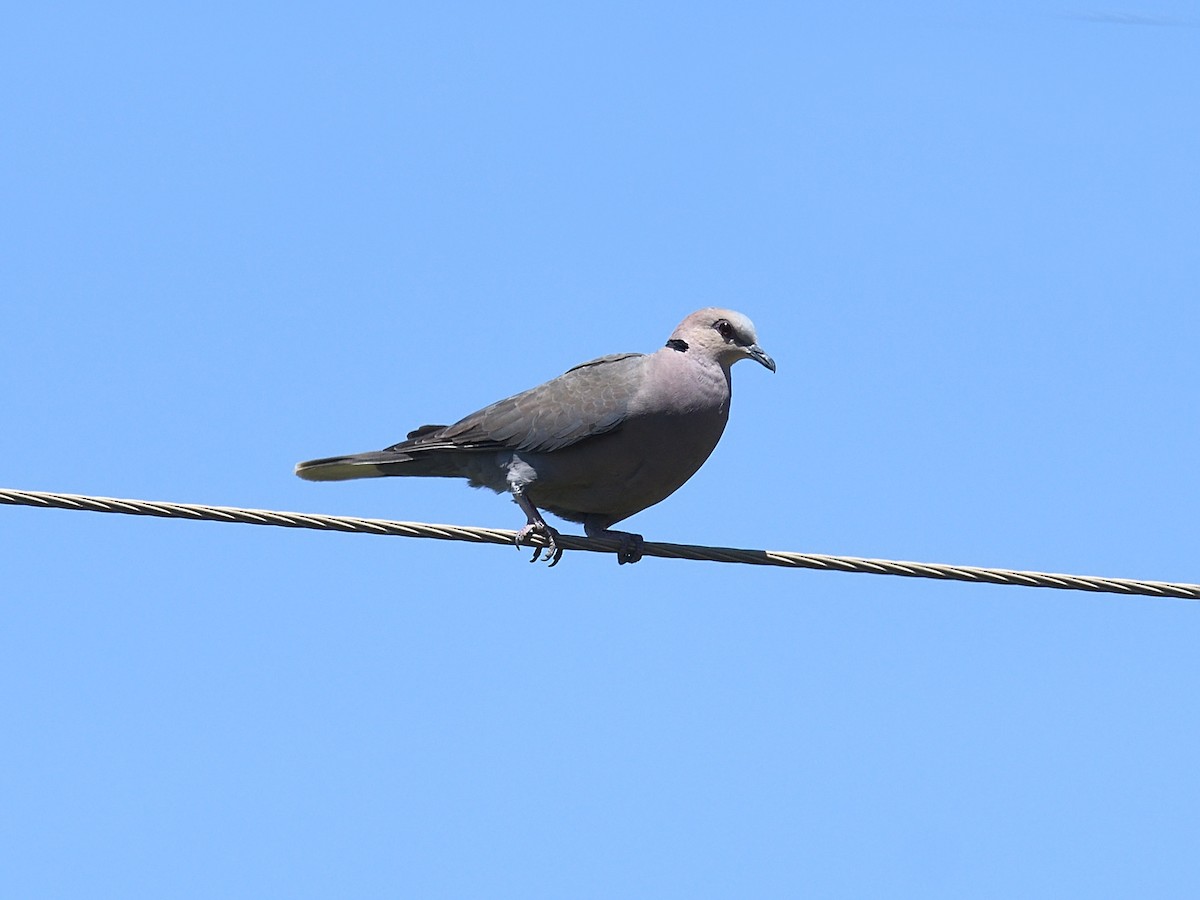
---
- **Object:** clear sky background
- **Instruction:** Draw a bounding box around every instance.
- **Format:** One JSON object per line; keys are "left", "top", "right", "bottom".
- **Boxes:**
{"left": 3, "top": 2, "right": 1198, "bottom": 897}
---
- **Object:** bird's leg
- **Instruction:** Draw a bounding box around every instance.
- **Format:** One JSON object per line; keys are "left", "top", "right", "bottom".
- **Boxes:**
{"left": 584, "top": 518, "right": 645, "bottom": 565}
{"left": 511, "top": 487, "right": 564, "bottom": 566}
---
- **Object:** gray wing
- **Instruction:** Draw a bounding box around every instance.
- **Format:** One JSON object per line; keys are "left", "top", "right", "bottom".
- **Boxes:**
{"left": 387, "top": 352, "right": 646, "bottom": 455}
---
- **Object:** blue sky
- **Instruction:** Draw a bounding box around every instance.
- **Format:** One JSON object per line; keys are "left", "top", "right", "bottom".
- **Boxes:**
{"left": 3, "top": 2, "right": 1198, "bottom": 897}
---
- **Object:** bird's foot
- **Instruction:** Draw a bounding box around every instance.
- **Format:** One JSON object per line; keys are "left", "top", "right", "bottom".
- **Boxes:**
{"left": 515, "top": 520, "right": 564, "bottom": 567}
{"left": 584, "top": 524, "right": 644, "bottom": 565}
{"left": 511, "top": 488, "right": 565, "bottom": 566}
{"left": 614, "top": 533, "right": 644, "bottom": 565}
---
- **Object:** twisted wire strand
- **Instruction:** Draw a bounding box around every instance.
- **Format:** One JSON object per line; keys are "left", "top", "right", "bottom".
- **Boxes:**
{"left": 1, "top": 487, "right": 1196, "bottom": 600}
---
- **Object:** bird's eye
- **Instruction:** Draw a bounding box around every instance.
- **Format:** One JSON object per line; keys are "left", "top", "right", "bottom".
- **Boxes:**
{"left": 715, "top": 319, "right": 734, "bottom": 340}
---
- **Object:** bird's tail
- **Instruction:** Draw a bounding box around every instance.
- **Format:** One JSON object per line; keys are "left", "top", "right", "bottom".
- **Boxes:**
{"left": 294, "top": 451, "right": 415, "bottom": 482}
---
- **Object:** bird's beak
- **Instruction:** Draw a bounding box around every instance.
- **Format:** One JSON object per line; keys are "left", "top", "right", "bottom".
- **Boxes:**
{"left": 747, "top": 344, "right": 777, "bottom": 373}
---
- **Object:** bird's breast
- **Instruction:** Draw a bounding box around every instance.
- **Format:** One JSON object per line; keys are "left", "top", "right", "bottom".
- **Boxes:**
{"left": 521, "top": 372, "right": 732, "bottom": 521}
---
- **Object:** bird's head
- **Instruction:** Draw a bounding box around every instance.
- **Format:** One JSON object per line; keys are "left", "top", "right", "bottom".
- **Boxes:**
{"left": 667, "top": 308, "right": 776, "bottom": 373}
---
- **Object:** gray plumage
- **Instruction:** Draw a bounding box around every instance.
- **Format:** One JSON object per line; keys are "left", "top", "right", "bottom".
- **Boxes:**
{"left": 295, "top": 308, "right": 775, "bottom": 565}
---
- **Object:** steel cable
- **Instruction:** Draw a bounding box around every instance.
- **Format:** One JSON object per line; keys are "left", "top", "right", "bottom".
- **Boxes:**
{"left": 1, "top": 487, "right": 1196, "bottom": 600}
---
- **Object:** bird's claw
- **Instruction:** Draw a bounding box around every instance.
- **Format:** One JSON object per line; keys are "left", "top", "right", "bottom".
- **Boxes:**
{"left": 583, "top": 521, "right": 645, "bottom": 565}
{"left": 616, "top": 533, "right": 644, "bottom": 565}
{"left": 515, "top": 522, "right": 564, "bottom": 567}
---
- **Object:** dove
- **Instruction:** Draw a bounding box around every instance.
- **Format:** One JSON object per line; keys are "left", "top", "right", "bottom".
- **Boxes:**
{"left": 295, "top": 308, "right": 775, "bottom": 565}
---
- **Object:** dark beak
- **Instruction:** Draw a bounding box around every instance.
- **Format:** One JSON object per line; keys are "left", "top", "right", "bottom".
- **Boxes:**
{"left": 747, "top": 343, "right": 776, "bottom": 373}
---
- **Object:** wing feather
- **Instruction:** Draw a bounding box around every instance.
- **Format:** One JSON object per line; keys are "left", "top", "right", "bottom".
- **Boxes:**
{"left": 384, "top": 352, "right": 645, "bottom": 456}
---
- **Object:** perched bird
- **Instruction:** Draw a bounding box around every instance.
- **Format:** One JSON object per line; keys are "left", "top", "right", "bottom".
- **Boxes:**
{"left": 295, "top": 308, "right": 775, "bottom": 565}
